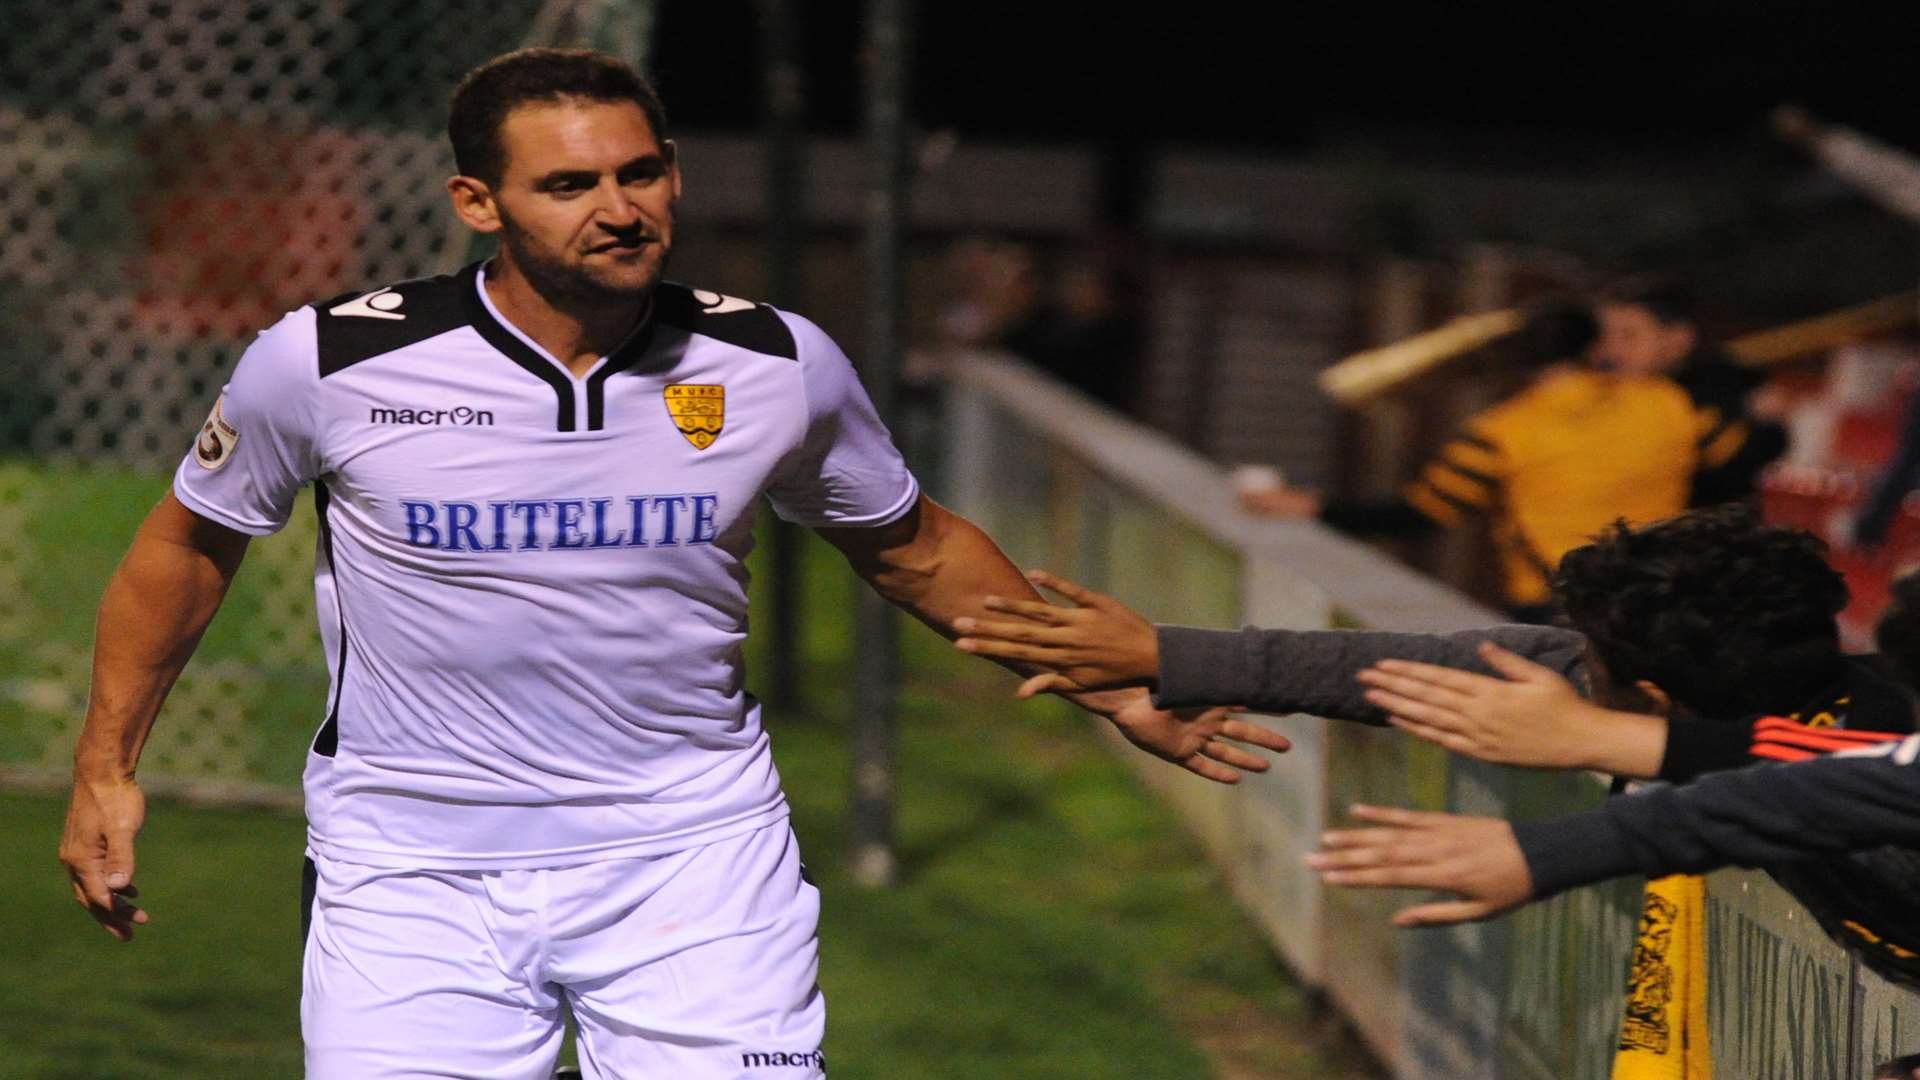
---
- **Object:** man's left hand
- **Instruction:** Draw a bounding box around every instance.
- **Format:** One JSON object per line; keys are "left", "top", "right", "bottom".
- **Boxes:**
{"left": 1093, "top": 688, "right": 1291, "bottom": 784}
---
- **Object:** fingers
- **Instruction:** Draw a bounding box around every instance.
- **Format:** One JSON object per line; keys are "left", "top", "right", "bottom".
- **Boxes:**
{"left": 955, "top": 637, "right": 1061, "bottom": 665}
{"left": 953, "top": 616, "right": 1066, "bottom": 644}
{"left": 1384, "top": 716, "right": 1475, "bottom": 756}
{"left": 1366, "top": 658, "right": 1495, "bottom": 693}
{"left": 1392, "top": 899, "right": 1494, "bottom": 927}
{"left": 1348, "top": 803, "right": 1457, "bottom": 828}
{"left": 70, "top": 869, "right": 145, "bottom": 941}
{"left": 1201, "top": 739, "right": 1272, "bottom": 773}
{"left": 1016, "top": 672, "right": 1080, "bottom": 698}
{"left": 1477, "top": 641, "right": 1555, "bottom": 682}
{"left": 1219, "top": 718, "right": 1293, "bottom": 753}
{"left": 1023, "top": 569, "right": 1113, "bottom": 611}
{"left": 1182, "top": 754, "right": 1243, "bottom": 785}
{"left": 67, "top": 850, "right": 118, "bottom": 914}
{"left": 1360, "top": 684, "right": 1471, "bottom": 729}
{"left": 1305, "top": 838, "right": 1397, "bottom": 866}
{"left": 104, "top": 827, "right": 136, "bottom": 894}
{"left": 978, "top": 596, "right": 1068, "bottom": 624}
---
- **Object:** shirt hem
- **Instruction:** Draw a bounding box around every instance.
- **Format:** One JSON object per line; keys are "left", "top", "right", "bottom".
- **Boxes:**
{"left": 305, "top": 801, "right": 792, "bottom": 871}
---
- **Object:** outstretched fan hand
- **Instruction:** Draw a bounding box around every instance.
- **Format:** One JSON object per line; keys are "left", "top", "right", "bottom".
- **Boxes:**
{"left": 952, "top": 569, "right": 1162, "bottom": 696}
{"left": 1307, "top": 804, "right": 1535, "bottom": 926}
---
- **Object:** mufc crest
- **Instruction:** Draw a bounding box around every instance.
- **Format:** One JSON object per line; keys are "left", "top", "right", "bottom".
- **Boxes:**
{"left": 663, "top": 384, "right": 724, "bottom": 450}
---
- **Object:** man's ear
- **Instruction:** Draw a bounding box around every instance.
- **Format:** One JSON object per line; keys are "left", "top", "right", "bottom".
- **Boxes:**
{"left": 447, "top": 175, "right": 503, "bottom": 234}
{"left": 1633, "top": 680, "right": 1673, "bottom": 717}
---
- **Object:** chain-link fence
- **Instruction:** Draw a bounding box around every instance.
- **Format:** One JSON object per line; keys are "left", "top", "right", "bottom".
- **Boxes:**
{"left": 0, "top": 0, "right": 651, "bottom": 799}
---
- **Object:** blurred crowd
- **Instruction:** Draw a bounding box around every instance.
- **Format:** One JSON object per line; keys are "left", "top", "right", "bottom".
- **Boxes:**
{"left": 935, "top": 237, "right": 1144, "bottom": 413}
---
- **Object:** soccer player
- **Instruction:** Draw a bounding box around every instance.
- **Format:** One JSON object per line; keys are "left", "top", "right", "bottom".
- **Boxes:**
{"left": 56, "top": 49, "right": 1290, "bottom": 1078}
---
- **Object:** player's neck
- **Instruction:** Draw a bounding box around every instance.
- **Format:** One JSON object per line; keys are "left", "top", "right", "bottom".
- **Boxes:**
{"left": 483, "top": 258, "right": 648, "bottom": 378}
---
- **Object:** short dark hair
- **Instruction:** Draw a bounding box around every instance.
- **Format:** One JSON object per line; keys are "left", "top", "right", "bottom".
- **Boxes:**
{"left": 448, "top": 48, "right": 669, "bottom": 187}
{"left": 1508, "top": 298, "right": 1599, "bottom": 369}
{"left": 1599, "top": 276, "right": 1697, "bottom": 327}
{"left": 1554, "top": 505, "right": 1849, "bottom": 718}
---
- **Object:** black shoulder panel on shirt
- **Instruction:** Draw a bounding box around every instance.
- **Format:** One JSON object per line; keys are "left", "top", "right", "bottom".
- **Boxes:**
{"left": 312, "top": 267, "right": 476, "bottom": 378}
{"left": 652, "top": 282, "right": 798, "bottom": 361}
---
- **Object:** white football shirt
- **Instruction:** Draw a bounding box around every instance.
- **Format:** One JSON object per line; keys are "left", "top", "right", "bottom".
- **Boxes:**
{"left": 173, "top": 264, "right": 919, "bottom": 869}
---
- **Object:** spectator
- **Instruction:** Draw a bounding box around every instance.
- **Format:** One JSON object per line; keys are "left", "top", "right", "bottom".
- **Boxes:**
{"left": 998, "top": 249, "right": 1144, "bottom": 412}
{"left": 1243, "top": 301, "right": 1743, "bottom": 621}
{"left": 1594, "top": 277, "right": 1790, "bottom": 507}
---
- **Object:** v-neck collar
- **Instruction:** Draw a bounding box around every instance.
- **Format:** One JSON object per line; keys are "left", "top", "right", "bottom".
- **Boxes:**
{"left": 461, "top": 262, "right": 660, "bottom": 433}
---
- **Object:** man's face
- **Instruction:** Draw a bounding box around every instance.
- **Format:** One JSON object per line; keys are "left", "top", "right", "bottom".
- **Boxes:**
{"left": 1595, "top": 303, "right": 1695, "bottom": 377}
{"left": 488, "top": 98, "right": 679, "bottom": 303}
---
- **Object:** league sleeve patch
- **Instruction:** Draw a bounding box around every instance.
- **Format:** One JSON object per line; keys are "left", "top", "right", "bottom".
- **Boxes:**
{"left": 193, "top": 395, "right": 240, "bottom": 471}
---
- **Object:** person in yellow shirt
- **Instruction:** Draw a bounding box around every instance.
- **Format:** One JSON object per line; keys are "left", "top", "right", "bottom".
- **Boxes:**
{"left": 1246, "top": 301, "right": 1749, "bottom": 620}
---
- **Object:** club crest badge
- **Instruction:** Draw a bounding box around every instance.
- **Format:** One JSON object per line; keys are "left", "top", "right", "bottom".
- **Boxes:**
{"left": 193, "top": 395, "right": 240, "bottom": 470}
{"left": 663, "top": 384, "right": 724, "bottom": 450}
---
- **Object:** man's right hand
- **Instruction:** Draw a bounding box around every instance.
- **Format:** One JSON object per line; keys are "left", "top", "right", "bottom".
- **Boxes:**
{"left": 59, "top": 776, "right": 149, "bottom": 941}
{"left": 952, "top": 570, "right": 1161, "bottom": 695}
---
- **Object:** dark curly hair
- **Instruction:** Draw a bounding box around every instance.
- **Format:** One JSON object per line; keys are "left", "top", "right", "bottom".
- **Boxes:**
{"left": 449, "top": 48, "right": 669, "bottom": 188}
{"left": 1553, "top": 505, "right": 1849, "bottom": 718}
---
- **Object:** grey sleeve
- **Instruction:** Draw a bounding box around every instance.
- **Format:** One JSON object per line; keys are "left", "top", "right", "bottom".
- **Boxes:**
{"left": 1151, "top": 623, "right": 1589, "bottom": 722}
{"left": 1515, "top": 735, "right": 1920, "bottom": 897}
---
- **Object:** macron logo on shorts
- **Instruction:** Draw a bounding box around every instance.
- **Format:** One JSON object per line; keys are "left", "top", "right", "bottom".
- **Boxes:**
{"left": 741, "top": 1049, "right": 826, "bottom": 1070}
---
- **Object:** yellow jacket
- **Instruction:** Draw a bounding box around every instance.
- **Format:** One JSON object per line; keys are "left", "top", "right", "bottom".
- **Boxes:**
{"left": 1403, "top": 370, "right": 1743, "bottom": 607}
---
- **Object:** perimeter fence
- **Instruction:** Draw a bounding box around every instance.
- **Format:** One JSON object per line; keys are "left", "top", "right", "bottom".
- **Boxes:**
{"left": 943, "top": 350, "right": 1920, "bottom": 1079}
{"left": 0, "top": 0, "right": 649, "bottom": 799}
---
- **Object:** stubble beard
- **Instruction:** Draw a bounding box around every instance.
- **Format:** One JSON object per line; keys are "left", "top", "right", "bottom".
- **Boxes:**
{"left": 499, "top": 211, "right": 673, "bottom": 312}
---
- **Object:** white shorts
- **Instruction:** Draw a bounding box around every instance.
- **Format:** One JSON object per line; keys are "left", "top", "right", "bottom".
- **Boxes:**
{"left": 301, "top": 821, "right": 826, "bottom": 1079}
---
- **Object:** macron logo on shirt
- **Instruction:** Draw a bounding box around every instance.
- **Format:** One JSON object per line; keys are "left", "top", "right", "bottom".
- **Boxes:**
{"left": 370, "top": 405, "right": 495, "bottom": 426}
{"left": 401, "top": 495, "right": 721, "bottom": 552}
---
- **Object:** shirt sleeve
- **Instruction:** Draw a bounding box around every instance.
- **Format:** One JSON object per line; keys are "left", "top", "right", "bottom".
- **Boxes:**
{"left": 171, "top": 307, "right": 322, "bottom": 535}
{"left": 1516, "top": 734, "right": 1920, "bottom": 898}
{"left": 764, "top": 312, "right": 920, "bottom": 528}
{"left": 1401, "top": 423, "right": 1508, "bottom": 528}
{"left": 1660, "top": 714, "right": 1912, "bottom": 781}
{"left": 1151, "top": 623, "right": 1590, "bottom": 719}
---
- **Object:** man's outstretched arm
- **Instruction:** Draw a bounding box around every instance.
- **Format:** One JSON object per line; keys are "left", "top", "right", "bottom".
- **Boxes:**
{"left": 948, "top": 569, "right": 1588, "bottom": 721}
{"left": 816, "top": 497, "right": 1292, "bottom": 784}
{"left": 60, "top": 492, "right": 250, "bottom": 941}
